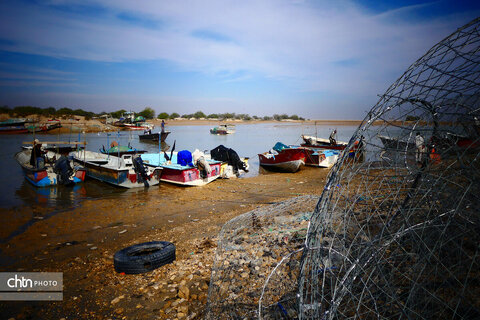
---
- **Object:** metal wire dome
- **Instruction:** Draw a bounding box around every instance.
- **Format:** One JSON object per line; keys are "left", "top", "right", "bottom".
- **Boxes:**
{"left": 296, "top": 17, "right": 480, "bottom": 319}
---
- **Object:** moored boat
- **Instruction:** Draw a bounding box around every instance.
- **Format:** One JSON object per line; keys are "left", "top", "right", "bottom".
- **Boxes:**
{"left": 304, "top": 148, "right": 340, "bottom": 168}
{"left": 100, "top": 144, "right": 146, "bottom": 156}
{"left": 258, "top": 142, "right": 307, "bottom": 173}
{"left": 210, "top": 124, "right": 235, "bottom": 135}
{"left": 139, "top": 131, "right": 171, "bottom": 143}
{"left": 70, "top": 150, "right": 161, "bottom": 188}
{"left": 0, "top": 118, "right": 28, "bottom": 134}
{"left": 141, "top": 151, "right": 222, "bottom": 186}
{"left": 15, "top": 149, "right": 86, "bottom": 187}
{"left": 300, "top": 134, "right": 348, "bottom": 150}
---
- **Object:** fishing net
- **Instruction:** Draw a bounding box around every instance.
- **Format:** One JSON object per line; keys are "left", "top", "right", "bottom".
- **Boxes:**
{"left": 295, "top": 17, "right": 480, "bottom": 319}
{"left": 206, "top": 17, "right": 480, "bottom": 319}
{"left": 205, "top": 195, "right": 318, "bottom": 319}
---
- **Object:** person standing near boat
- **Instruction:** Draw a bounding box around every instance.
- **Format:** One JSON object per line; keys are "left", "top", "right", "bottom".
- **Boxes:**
{"left": 415, "top": 132, "right": 425, "bottom": 163}
{"left": 329, "top": 129, "right": 337, "bottom": 145}
{"left": 30, "top": 139, "right": 45, "bottom": 168}
{"left": 161, "top": 120, "right": 166, "bottom": 133}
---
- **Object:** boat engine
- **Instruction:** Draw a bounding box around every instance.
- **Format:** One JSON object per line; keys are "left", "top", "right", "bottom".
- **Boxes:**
{"left": 54, "top": 155, "right": 74, "bottom": 186}
{"left": 132, "top": 156, "right": 149, "bottom": 187}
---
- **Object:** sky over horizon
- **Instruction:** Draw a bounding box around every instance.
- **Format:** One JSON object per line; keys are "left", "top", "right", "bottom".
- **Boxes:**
{"left": 0, "top": 0, "right": 479, "bottom": 119}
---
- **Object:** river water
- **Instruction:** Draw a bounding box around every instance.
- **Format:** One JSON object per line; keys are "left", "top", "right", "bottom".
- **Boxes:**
{"left": 0, "top": 123, "right": 359, "bottom": 209}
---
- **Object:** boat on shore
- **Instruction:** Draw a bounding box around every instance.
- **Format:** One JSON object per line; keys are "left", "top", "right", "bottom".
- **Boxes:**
{"left": 0, "top": 118, "right": 28, "bottom": 134}
{"left": 26, "top": 120, "right": 62, "bottom": 133}
{"left": 378, "top": 135, "right": 416, "bottom": 150}
{"left": 141, "top": 151, "right": 222, "bottom": 186}
{"left": 70, "top": 150, "right": 161, "bottom": 188}
{"left": 210, "top": 124, "right": 235, "bottom": 135}
{"left": 258, "top": 142, "right": 307, "bottom": 173}
{"left": 139, "top": 131, "right": 171, "bottom": 143}
{"left": 304, "top": 148, "right": 340, "bottom": 168}
{"left": 15, "top": 149, "right": 86, "bottom": 187}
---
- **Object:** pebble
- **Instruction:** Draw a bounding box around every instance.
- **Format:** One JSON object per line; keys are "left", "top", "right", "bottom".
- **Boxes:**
{"left": 111, "top": 295, "right": 125, "bottom": 305}
{"left": 118, "top": 229, "right": 127, "bottom": 234}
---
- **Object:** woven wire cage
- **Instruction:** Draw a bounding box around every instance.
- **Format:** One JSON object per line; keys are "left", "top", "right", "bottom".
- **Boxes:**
{"left": 295, "top": 17, "right": 480, "bottom": 319}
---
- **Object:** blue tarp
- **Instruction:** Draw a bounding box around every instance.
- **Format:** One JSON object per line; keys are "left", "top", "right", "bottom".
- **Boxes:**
{"left": 273, "top": 142, "right": 289, "bottom": 152}
{"left": 177, "top": 150, "right": 194, "bottom": 166}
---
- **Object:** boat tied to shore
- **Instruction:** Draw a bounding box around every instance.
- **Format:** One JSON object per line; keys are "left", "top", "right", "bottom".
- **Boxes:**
{"left": 209, "top": 145, "right": 249, "bottom": 178}
{"left": 16, "top": 140, "right": 87, "bottom": 187}
{"left": 141, "top": 149, "right": 222, "bottom": 186}
{"left": 70, "top": 150, "right": 161, "bottom": 188}
{"left": 139, "top": 130, "right": 171, "bottom": 143}
{"left": 258, "top": 142, "right": 307, "bottom": 173}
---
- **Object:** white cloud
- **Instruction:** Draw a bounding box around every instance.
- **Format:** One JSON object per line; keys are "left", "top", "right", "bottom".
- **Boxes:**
{"left": 0, "top": 0, "right": 479, "bottom": 117}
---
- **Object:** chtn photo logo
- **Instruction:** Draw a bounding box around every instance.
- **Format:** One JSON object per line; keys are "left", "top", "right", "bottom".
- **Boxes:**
{"left": 6, "top": 274, "right": 59, "bottom": 289}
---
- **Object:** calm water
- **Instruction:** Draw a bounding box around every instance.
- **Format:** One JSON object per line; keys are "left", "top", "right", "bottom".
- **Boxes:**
{"left": 0, "top": 123, "right": 358, "bottom": 209}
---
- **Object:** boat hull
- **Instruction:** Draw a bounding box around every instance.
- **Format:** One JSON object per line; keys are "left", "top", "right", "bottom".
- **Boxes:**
{"left": 141, "top": 153, "right": 222, "bottom": 186}
{"left": 139, "top": 131, "right": 170, "bottom": 142}
{"left": 71, "top": 151, "right": 161, "bottom": 188}
{"left": 304, "top": 149, "right": 339, "bottom": 168}
{"left": 258, "top": 148, "right": 306, "bottom": 173}
{"left": 15, "top": 150, "right": 86, "bottom": 187}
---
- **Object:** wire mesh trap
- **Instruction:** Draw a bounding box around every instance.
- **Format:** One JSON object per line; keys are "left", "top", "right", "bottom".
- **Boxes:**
{"left": 206, "top": 17, "right": 480, "bottom": 319}
{"left": 297, "top": 17, "right": 480, "bottom": 319}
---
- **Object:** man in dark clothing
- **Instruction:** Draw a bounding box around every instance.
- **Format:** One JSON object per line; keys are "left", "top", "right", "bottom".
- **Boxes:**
{"left": 30, "top": 139, "right": 45, "bottom": 168}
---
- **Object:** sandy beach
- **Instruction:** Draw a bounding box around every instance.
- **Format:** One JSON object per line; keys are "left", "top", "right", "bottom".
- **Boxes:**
{"left": 1, "top": 166, "right": 328, "bottom": 319}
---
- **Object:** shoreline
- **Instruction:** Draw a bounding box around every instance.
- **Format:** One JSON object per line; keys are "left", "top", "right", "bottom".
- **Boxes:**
{"left": 0, "top": 167, "right": 328, "bottom": 319}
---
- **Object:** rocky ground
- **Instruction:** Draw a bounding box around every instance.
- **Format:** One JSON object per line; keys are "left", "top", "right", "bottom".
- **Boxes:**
{"left": 0, "top": 166, "right": 329, "bottom": 319}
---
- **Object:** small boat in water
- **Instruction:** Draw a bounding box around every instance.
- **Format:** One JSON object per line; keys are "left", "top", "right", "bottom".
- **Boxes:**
{"left": 70, "top": 150, "right": 161, "bottom": 188}
{"left": 139, "top": 131, "right": 171, "bottom": 143}
{"left": 141, "top": 150, "right": 222, "bottom": 186}
{"left": 300, "top": 134, "right": 348, "bottom": 150}
{"left": 15, "top": 149, "right": 86, "bottom": 187}
{"left": 100, "top": 144, "right": 146, "bottom": 156}
{"left": 0, "top": 118, "right": 28, "bottom": 134}
{"left": 210, "top": 124, "right": 235, "bottom": 135}
{"left": 258, "top": 142, "right": 307, "bottom": 173}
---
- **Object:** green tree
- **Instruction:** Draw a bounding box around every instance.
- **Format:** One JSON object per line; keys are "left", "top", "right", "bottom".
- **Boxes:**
{"left": 193, "top": 111, "right": 206, "bottom": 119}
{"left": 170, "top": 112, "right": 180, "bottom": 119}
{"left": 137, "top": 107, "right": 155, "bottom": 119}
{"left": 207, "top": 113, "right": 219, "bottom": 119}
{"left": 157, "top": 112, "right": 169, "bottom": 119}
{"left": 290, "top": 114, "right": 299, "bottom": 120}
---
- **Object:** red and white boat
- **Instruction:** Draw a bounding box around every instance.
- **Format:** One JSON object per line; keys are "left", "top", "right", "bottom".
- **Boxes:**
{"left": 300, "top": 134, "right": 349, "bottom": 150}
{"left": 141, "top": 151, "right": 222, "bottom": 186}
{"left": 258, "top": 142, "right": 307, "bottom": 173}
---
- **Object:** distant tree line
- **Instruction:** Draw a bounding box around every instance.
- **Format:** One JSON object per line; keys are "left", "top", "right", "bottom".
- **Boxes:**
{"left": 0, "top": 105, "right": 305, "bottom": 121}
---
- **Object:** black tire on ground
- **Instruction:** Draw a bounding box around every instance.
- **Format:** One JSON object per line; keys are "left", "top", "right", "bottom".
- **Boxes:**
{"left": 114, "top": 241, "right": 176, "bottom": 274}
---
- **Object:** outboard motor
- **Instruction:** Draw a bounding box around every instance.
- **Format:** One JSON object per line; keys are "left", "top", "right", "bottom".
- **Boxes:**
{"left": 54, "top": 155, "right": 74, "bottom": 186}
{"left": 132, "top": 156, "right": 150, "bottom": 187}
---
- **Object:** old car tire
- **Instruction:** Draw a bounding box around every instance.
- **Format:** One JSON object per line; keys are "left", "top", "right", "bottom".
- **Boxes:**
{"left": 114, "top": 241, "right": 176, "bottom": 274}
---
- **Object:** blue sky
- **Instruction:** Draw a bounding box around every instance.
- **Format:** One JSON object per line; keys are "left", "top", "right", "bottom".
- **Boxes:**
{"left": 0, "top": 0, "right": 479, "bottom": 119}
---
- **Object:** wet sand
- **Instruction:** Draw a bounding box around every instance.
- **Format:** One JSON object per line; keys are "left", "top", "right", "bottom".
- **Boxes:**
{"left": 0, "top": 166, "right": 328, "bottom": 319}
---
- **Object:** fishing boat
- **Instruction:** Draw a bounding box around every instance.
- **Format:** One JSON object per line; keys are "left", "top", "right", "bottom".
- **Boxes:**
{"left": 303, "top": 148, "right": 340, "bottom": 168}
{"left": 15, "top": 149, "right": 86, "bottom": 187}
{"left": 0, "top": 118, "right": 28, "bottom": 134}
{"left": 26, "top": 120, "right": 62, "bottom": 133}
{"left": 378, "top": 135, "right": 416, "bottom": 151}
{"left": 258, "top": 142, "right": 307, "bottom": 173}
{"left": 139, "top": 130, "right": 171, "bottom": 143}
{"left": 300, "top": 134, "right": 348, "bottom": 150}
{"left": 210, "top": 124, "right": 236, "bottom": 135}
{"left": 141, "top": 151, "right": 222, "bottom": 186}
{"left": 70, "top": 150, "right": 162, "bottom": 188}
{"left": 100, "top": 144, "right": 146, "bottom": 156}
